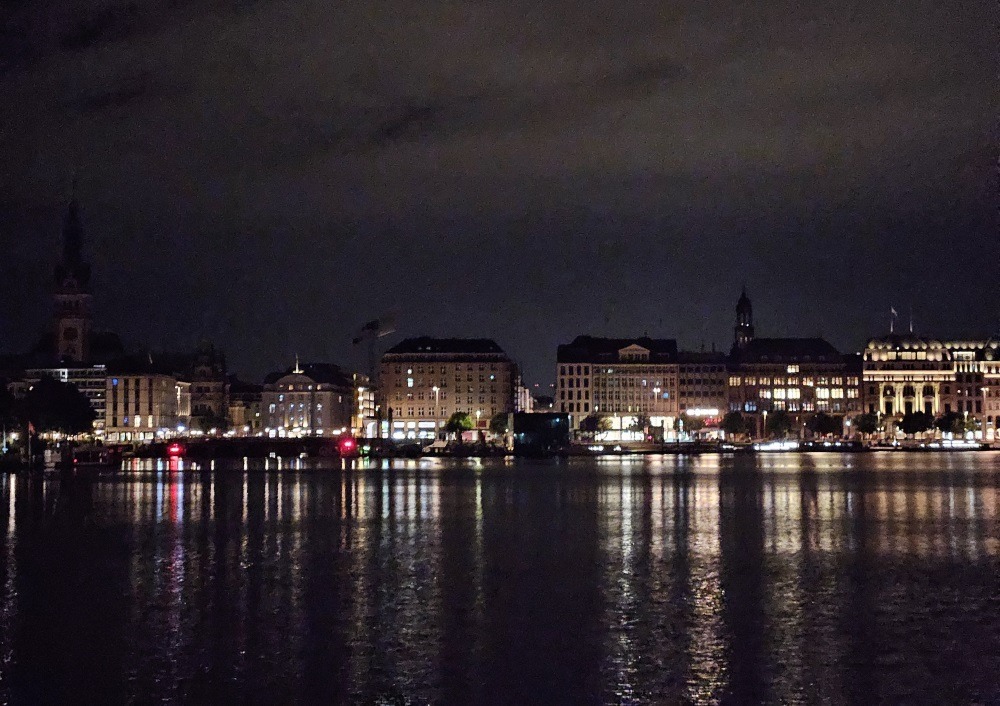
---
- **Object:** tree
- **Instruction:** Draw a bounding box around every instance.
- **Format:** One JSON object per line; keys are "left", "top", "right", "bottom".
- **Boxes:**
{"left": 933, "top": 412, "right": 962, "bottom": 435}
{"left": 489, "top": 412, "right": 509, "bottom": 436}
{"left": 21, "top": 377, "right": 95, "bottom": 435}
{"left": 853, "top": 412, "right": 879, "bottom": 436}
{"left": 580, "top": 413, "right": 613, "bottom": 438}
{"left": 628, "top": 414, "right": 650, "bottom": 433}
{"left": 899, "top": 411, "right": 933, "bottom": 436}
{"left": 196, "top": 409, "right": 230, "bottom": 434}
{"left": 721, "top": 411, "right": 748, "bottom": 437}
{"left": 675, "top": 413, "right": 705, "bottom": 434}
{"left": 445, "top": 412, "right": 473, "bottom": 441}
{"left": 0, "top": 385, "right": 17, "bottom": 427}
{"left": 807, "top": 412, "right": 843, "bottom": 437}
{"left": 765, "top": 410, "right": 792, "bottom": 438}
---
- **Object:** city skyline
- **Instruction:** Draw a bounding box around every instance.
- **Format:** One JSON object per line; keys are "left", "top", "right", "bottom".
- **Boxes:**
{"left": 3, "top": 191, "right": 1000, "bottom": 387}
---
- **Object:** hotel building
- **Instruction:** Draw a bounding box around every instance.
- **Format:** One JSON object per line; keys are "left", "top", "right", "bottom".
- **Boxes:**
{"left": 862, "top": 335, "right": 1000, "bottom": 440}
{"left": 379, "top": 337, "right": 517, "bottom": 440}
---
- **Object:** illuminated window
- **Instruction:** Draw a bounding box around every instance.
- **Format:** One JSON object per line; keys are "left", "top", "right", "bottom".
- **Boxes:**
{"left": 787, "top": 388, "right": 800, "bottom": 399}
{"left": 816, "top": 388, "right": 830, "bottom": 399}
{"left": 407, "top": 377, "right": 414, "bottom": 388}
{"left": 787, "top": 365, "right": 799, "bottom": 374}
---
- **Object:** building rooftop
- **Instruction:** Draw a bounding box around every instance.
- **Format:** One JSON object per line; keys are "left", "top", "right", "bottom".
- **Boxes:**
{"left": 677, "top": 351, "right": 727, "bottom": 364}
{"left": 557, "top": 336, "right": 678, "bottom": 363}
{"left": 384, "top": 337, "right": 508, "bottom": 356}
{"left": 731, "top": 337, "right": 842, "bottom": 363}
{"left": 263, "top": 362, "right": 354, "bottom": 388}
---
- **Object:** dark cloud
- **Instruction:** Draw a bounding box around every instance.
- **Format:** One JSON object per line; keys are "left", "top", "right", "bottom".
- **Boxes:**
{"left": 0, "top": 0, "right": 996, "bottom": 382}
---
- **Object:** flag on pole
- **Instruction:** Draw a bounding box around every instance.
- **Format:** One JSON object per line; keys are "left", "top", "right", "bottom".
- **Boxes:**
{"left": 27, "top": 421, "right": 35, "bottom": 435}
{"left": 890, "top": 306, "right": 898, "bottom": 317}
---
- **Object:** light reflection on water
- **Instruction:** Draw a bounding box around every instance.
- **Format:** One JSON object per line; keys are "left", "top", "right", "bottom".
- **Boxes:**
{"left": 1, "top": 453, "right": 1000, "bottom": 703}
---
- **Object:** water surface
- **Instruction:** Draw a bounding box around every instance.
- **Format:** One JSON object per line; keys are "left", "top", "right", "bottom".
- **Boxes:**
{"left": 2, "top": 452, "right": 1000, "bottom": 704}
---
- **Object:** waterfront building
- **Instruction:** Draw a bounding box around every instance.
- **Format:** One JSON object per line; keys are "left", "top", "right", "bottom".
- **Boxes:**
{"left": 727, "top": 290, "right": 860, "bottom": 437}
{"left": 862, "top": 336, "right": 1000, "bottom": 440}
{"left": 262, "top": 360, "right": 356, "bottom": 437}
{"left": 516, "top": 385, "right": 534, "bottom": 413}
{"left": 104, "top": 362, "right": 185, "bottom": 442}
{"left": 24, "top": 364, "right": 108, "bottom": 434}
{"left": 353, "top": 373, "right": 377, "bottom": 437}
{"left": 378, "top": 337, "right": 517, "bottom": 440}
{"left": 676, "top": 351, "right": 728, "bottom": 428}
{"left": 556, "top": 336, "right": 679, "bottom": 439}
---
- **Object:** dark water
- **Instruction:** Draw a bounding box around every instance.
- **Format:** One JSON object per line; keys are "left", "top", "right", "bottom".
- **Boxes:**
{"left": 2, "top": 453, "right": 1000, "bottom": 704}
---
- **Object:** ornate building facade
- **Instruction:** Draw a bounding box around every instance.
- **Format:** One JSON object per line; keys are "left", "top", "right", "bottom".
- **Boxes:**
{"left": 862, "top": 335, "right": 1000, "bottom": 440}
{"left": 262, "top": 361, "right": 357, "bottom": 438}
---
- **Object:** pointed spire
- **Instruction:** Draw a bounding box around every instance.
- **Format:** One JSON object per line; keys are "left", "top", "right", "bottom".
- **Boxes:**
{"left": 54, "top": 177, "right": 91, "bottom": 289}
{"left": 293, "top": 354, "right": 303, "bottom": 374}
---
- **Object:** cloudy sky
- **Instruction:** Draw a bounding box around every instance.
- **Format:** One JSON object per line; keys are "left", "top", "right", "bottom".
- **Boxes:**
{"left": 0, "top": 0, "right": 996, "bottom": 383}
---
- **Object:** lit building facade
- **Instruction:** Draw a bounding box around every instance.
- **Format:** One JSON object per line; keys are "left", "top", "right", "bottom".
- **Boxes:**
{"left": 862, "top": 336, "right": 1000, "bottom": 440}
{"left": 676, "top": 351, "right": 728, "bottom": 420}
{"left": 353, "top": 373, "right": 377, "bottom": 437}
{"left": 262, "top": 362, "right": 356, "bottom": 437}
{"left": 556, "top": 336, "right": 679, "bottom": 439}
{"left": 104, "top": 372, "right": 183, "bottom": 442}
{"left": 379, "top": 337, "right": 517, "bottom": 440}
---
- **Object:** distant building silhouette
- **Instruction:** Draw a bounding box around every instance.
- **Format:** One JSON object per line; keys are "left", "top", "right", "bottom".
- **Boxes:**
{"left": 53, "top": 195, "right": 93, "bottom": 363}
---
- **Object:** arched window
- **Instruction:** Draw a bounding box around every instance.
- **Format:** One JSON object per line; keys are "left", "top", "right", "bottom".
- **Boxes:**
{"left": 883, "top": 386, "right": 895, "bottom": 397}
{"left": 902, "top": 385, "right": 915, "bottom": 398}
{"left": 922, "top": 385, "right": 934, "bottom": 397}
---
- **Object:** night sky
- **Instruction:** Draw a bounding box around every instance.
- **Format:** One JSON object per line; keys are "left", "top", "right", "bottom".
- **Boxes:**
{"left": 1, "top": 0, "right": 996, "bottom": 384}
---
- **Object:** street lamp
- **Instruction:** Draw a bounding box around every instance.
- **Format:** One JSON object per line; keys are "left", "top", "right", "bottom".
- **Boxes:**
{"left": 981, "top": 386, "right": 989, "bottom": 442}
{"left": 653, "top": 387, "right": 662, "bottom": 444}
{"left": 432, "top": 385, "right": 440, "bottom": 432}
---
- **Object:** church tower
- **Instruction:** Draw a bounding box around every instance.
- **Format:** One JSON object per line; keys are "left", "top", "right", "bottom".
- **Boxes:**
{"left": 53, "top": 195, "right": 93, "bottom": 362}
{"left": 734, "top": 287, "right": 754, "bottom": 351}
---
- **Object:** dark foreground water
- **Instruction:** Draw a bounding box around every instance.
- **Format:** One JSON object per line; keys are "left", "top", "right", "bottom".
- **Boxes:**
{"left": 2, "top": 453, "right": 1000, "bottom": 704}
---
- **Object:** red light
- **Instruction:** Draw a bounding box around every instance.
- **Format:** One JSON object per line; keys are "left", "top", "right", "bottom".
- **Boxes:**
{"left": 167, "top": 443, "right": 184, "bottom": 457}
{"left": 338, "top": 437, "right": 356, "bottom": 455}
